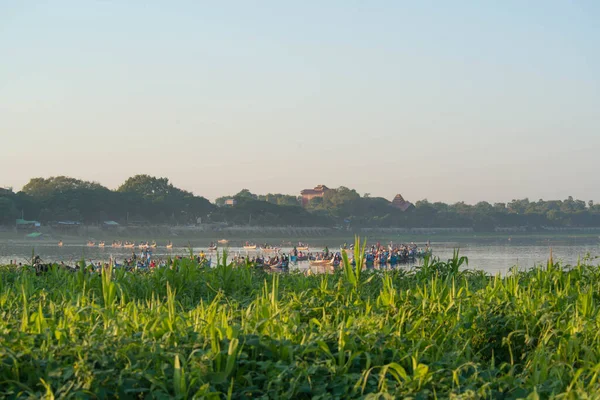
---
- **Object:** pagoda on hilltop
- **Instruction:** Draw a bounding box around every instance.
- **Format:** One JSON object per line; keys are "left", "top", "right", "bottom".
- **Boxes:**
{"left": 300, "top": 185, "right": 330, "bottom": 207}
{"left": 391, "top": 194, "right": 414, "bottom": 211}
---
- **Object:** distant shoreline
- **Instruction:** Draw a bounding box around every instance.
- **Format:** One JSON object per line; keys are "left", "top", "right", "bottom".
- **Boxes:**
{"left": 1, "top": 226, "right": 600, "bottom": 246}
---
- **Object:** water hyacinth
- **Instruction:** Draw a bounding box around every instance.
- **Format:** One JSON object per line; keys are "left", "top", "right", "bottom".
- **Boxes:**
{"left": 1, "top": 240, "right": 600, "bottom": 398}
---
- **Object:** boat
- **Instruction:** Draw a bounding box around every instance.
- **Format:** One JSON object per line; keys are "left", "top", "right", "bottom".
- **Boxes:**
{"left": 208, "top": 245, "right": 218, "bottom": 251}
{"left": 58, "top": 241, "right": 63, "bottom": 247}
{"left": 269, "top": 260, "right": 289, "bottom": 270}
{"left": 260, "top": 246, "right": 280, "bottom": 253}
{"left": 87, "top": 241, "right": 95, "bottom": 247}
{"left": 309, "top": 259, "right": 333, "bottom": 267}
{"left": 297, "top": 246, "right": 309, "bottom": 251}
{"left": 124, "top": 242, "right": 135, "bottom": 248}
{"left": 309, "top": 259, "right": 335, "bottom": 273}
{"left": 98, "top": 241, "right": 105, "bottom": 248}
{"left": 150, "top": 242, "right": 157, "bottom": 249}
{"left": 243, "top": 244, "right": 257, "bottom": 250}
{"left": 166, "top": 242, "right": 173, "bottom": 249}
{"left": 217, "top": 239, "right": 229, "bottom": 244}
{"left": 112, "top": 241, "right": 122, "bottom": 248}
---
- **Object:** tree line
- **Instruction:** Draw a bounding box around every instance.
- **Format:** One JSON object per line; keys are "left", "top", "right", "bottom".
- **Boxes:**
{"left": 2, "top": 176, "right": 600, "bottom": 230}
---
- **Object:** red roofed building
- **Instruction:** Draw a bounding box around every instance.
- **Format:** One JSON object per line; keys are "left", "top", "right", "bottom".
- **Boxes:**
{"left": 300, "top": 185, "right": 330, "bottom": 207}
{"left": 391, "top": 194, "right": 414, "bottom": 211}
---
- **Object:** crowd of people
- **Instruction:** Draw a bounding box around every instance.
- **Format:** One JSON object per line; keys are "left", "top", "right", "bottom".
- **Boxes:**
{"left": 231, "top": 254, "right": 290, "bottom": 269}
{"left": 7, "top": 240, "right": 432, "bottom": 274}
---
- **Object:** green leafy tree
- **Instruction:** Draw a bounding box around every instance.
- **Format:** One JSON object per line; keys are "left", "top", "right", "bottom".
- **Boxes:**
{"left": 22, "top": 176, "right": 107, "bottom": 198}
{"left": 0, "top": 197, "right": 18, "bottom": 224}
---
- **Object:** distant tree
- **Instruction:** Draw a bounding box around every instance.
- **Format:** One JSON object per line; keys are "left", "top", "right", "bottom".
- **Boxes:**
{"left": 322, "top": 187, "right": 360, "bottom": 209}
{"left": 508, "top": 198, "right": 529, "bottom": 214}
{"left": 0, "top": 197, "right": 18, "bottom": 224}
{"left": 234, "top": 189, "right": 257, "bottom": 200}
{"left": 493, "top": 203, "right": 507, "bottom": 213}
{"left": 474, "top": 201, "right": 494, "bottom": 214}
{"left": 306, "top": 197, "right": 324, "bottom": 210}
{"left": 118, "top": 175, "right": 172, "bottom": 200}
{"left": 258, "top": 193, "right": 300, "bottom": 206}
{"left": 22, "top": 176, "right": 107, "bottom": 198}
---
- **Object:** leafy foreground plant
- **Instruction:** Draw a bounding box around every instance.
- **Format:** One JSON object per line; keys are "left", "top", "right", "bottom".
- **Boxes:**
{"left": 2, "top": 248, "right": 600, "bottom": 399}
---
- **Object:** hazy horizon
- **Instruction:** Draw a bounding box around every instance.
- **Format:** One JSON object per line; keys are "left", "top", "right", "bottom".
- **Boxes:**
{"left": 2, "top": 1, "right": 599, "bottom": 204}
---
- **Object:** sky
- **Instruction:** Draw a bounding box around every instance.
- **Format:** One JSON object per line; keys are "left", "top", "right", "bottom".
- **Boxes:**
{"left": 1, "top": 1, "right": 599, "bottom": 204}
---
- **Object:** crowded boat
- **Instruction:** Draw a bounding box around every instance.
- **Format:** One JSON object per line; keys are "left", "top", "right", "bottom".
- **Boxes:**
{"left": 49, "top": 239, "right": 433, "bottom": 273}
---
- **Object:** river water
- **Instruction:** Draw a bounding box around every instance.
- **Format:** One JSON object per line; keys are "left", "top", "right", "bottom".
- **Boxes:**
{"left": 2, "top": 237, "right": 599, "bottom": 274}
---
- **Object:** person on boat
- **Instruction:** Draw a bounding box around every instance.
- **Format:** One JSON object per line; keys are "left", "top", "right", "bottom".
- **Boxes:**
{"left": 292, "top": 247, "right": 298, "bottom": 257}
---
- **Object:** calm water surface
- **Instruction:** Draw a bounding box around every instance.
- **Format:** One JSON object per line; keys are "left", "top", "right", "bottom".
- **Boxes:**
{"left": 2, "top": 238, "right": 599, "bottom": 274}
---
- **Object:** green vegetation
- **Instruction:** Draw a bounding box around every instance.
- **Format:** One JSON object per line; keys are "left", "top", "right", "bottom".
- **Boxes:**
{"left": 2, "top": 242, "right": 600, "bottom": 398}
{"left": 3, "top": 176, "right": 600, "bottom": 230}
{"left": 215, "top": 189, "right": 300, "bottom": 207}
{"left": 1, "top": 176, "right": 213, "bottom": 225}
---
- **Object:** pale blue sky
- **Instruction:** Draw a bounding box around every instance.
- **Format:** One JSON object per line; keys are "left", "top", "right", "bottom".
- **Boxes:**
{"left": 1, "top": 1, "right": 599, "bottom": 203}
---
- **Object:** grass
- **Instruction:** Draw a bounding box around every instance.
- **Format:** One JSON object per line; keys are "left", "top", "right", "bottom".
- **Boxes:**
{"left": 1, "top": 238, "right": 600, "bottom": 398}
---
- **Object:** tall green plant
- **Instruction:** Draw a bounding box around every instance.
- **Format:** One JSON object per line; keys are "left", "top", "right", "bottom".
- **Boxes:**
{"left": 341, "top": 236, "right": 368, "bottom": 293}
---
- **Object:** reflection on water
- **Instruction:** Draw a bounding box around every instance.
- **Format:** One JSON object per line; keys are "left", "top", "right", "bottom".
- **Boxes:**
{"left": 0, "top": 240, "right": 599, "bottom": 274}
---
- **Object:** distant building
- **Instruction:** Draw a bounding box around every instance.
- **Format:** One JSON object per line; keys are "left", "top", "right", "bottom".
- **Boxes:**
{"left": 391, "top": 194, "right": 414, "bottom": 211}
{"left": 102, "top": 221, "right": 120, "bottom": 229}
{"left": 16, "top": 219, "right": 41, "bottom": 230}
{"left": 300, "top": 185, "right": 330, "bottom": 207}
{"left": 224, "top": 198, "right": 237, "bottom": 206}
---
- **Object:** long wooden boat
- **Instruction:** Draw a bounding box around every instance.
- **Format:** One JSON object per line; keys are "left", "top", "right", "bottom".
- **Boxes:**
{"left": 166, "top": 243, "right": 173, "bottom": 249}
{"left": 58, "top": 241, "right": 63, "bottom": 247}
{"left": 268, "top": 261, "right": 289, "bottom": 270}
{"left": 243, "top": 245, "right": 257, "bottom": 250}
{"left": 309, "top": 259, "right": 335, "bottom": 273}
{"left": 309, "top": 259, "right": 333, "bottom": 267}
{"left": 260, "top": 247, "right": 280, "bottom": 253}
{"left": 98, "top": 242, "right": 105, "bottom": 248}
{"left": 124, "top": 243, "right": 135, "bottom": 248}
{"left": 297, "top": 246, "right": 309, "bottom": 251}
{"left": 87, "top": 241, "right": 95, "bottom": 247}
{"left": 217, "top": 239, "right": 229, "bottom": 244}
